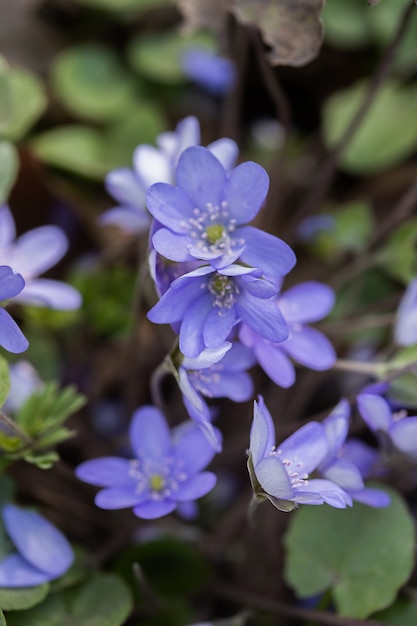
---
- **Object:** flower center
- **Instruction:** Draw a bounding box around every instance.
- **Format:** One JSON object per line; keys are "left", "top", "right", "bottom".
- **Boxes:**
{"left": 183, "top": 201, "right": 242, "bottom": 258}
{"left": 208, "top": 275, "right": 238, "bottom": 308}
{"left": 149, "top": 474, "right": 165, "bottom": 492}
{"left": 129, "top": 456, "right": 188, "bottom": 500}
{"left": 206, "top": 224, "right": 224, "bottom": 244}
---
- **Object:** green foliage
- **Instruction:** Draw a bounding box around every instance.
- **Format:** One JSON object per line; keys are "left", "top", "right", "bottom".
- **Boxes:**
{"left": 0, "top": 610, "right": 5, "bottom": 626}
{"left": 127, "top": 30, "right": 215, "bottom": 84}
{"left": 51, "top": 44, "right": 138, "bottom": 123}
{"left": 0, "top": 355, "right": 10, "bottom": 408}
{"left": 322, "top": 0, "right": 371, "bottom": 48}
{"left": 373, "top": 597, "right": 417, "bottom": 625}
{"left": 0, "top": 62, "right": 46, "bottom": 141}
{"left": 323, "top": 81, "right": 417, "bottom": 174}
{"left": 0, "top": 141, "right": 18, "bottom": 204}
{"left": 5, "top": 574, "right": 132, "bottom": 626}
{"left": 388, "top": 373, "right": 417, "bottom": 409}
{"left": 0, "top": 585, "right": 49, "bottom": 612}
{"left": 74, "top": 0, "right": 170, "bottom": 12}
{"left": 284, "top": 486, "right": 415, "bottom": 618}
{"left": 376, "top": 218, "right": 417, "bottom": 283}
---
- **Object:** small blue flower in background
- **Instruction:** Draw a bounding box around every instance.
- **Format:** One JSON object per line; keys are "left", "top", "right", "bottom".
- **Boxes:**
{"left": 2, "top": 360, "right": 44, "bottom": 413}
{"left": 0, "top": 504, "right": 74, "bottom": 587}
{"left": 357, "top": 392, "right": 417, "bottom": 461}
{"left": 317, "top": 400, "right": 390, "bottom": 507}
{"left": 394, "top": 279, "right": 417, "bottom": 346}
{"left": 76, "top": 405, "right": 218, "bottom": 519}
{"left": 181, "top": 47, "right": 236, "bottom": 96}
{"left": 147, "top": 146, "right": 296, "bottom": 278}
{"left": 240, "top": 281, "right": 336, "bottom": 387}
{"left": 177, "top": 342, "right": 256, "bottom": 450}
{"left": 248, "top": 397, "right": 352, "bottom": 511}
{"left": 0, "top": 265, "right": 28, "bottom": 353}
{"left": 0, "top": 205, "right": 81, "bottom": 311}
{"left": 102, "top": 116, "right": 238, "bottom": 234}
{"left": 148, "top": 263, "right": 288, "bottom": 358}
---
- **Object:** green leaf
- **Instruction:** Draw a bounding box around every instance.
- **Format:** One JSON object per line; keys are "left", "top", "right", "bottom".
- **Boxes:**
{"left": 0, "top": 141, "right": 18, "bottom": 204}
{"left": 127, "top": 30, "right": 215, "bottom": 84}
{"left": 22, "top": 451, "right": 59, "bottom": 469}
{"left": 0, "top": 355, "right": 10, "bottom": 408}
{"left": 388, "top": 373, "right": 417, "bottom": 409}
{"left": 0, "top": 609, "right": 5, "bottom": 626}
{"left": 0, "top": 476, "right": 15, "bottom": 507}
{"left": 322, "top": 0, "right": 370, "bottom": 49}
{"left": 314, "top": 201, "right": 374, "bottom": 261}
{"left": 376, "top": 218, "right": 417, "bottom": 283}
{"left": 284, "top": 486, "right": 415, "bottom": 618}
{"left": 0, "top": 584, "right": 49, "bottom": 612}
{"left": 0, "top": 67, "right": 46, "bottom": 141}
{"left": 51, "top": 44, "right": 138, "bottom": 123}
{"left": 74, "top": 0, "right": 170, "bottom": 12}
{"left": 373, "top": 597, "right": 417, "bottom": 625}
{"left": 6, "top": 574, "right": 132, "bottom": 626}
{"left": 323, "top": 81, "right": 417, "bottom": 174}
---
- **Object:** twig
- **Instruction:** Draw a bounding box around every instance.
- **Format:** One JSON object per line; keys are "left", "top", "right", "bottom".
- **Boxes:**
{"left": 0, "top": 411, "right": 34, "bottom": 448}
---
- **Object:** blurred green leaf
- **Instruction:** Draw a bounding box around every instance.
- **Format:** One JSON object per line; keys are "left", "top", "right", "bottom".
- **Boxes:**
{"left": 0, "top": 67, "right": 46, "bottom": 141}
{"left": 128, "top": 30, "right": 215, "bottom": 84}
{"left": 0, "top": 609, "right": 5, "bottom": 626}
{"left": 51, "top": 44, "right": 138, "bottom": 123}
{"left": 22, "top": 451, "right": 59, "bottom": 469}
{"left": 323, "top": 81, "right": 417, "bottom": 174}
{"left": 369, "top": 0, "right": 417, "bottom": 75}
{"left": 322, "top": 0, "right": 370, "bottom": 48}
{"left": 0, "top": 584, "right": 49, "bottom": 612}
{"left": 314, "top": 201, "right": 374, "bottom": 261}
{"left": 284, "top": 486, "right": 415, "bottom": 618}
{"left": 376, "top": 218, "right": 417, "bottom": 283}
{"left": 0, "top": 355, "right": 10, "bottom": 408}
{"left": 373, "top": 597, "right": 417, "bottom": 625}
{"left": 0, "top": 141, "right": 18, "bottom": 204}
{"left": 6, "top": 574, "right": 132, "bottom": 626}
{"left": 75, "top": 0, "right": 170, "bottom": 12}
{"left": 389, "top": 373, "right": 417, "bottom": 409}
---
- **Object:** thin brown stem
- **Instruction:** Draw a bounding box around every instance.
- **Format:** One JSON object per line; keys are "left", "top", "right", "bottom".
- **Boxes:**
{"left": 0, "top": 411, "right": 34, "bottom": 448}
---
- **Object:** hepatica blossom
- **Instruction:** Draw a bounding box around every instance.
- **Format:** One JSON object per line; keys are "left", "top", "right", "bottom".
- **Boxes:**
{"left": 0, "top": 265, "right": 28, "bottom": 353}
{"left": 76, "top": 405, "right": 218, "bottom": 519}
{"left": 0, "top": 205, "right": 81, "bottom": 310}
{"left": 148, "top": 263, "right": 288, "bottom": 358}
{"left": 0, "top": 504, "right": 74, "bottom": 587}
{"left": 181, "top": 47, "right": 236, "bottom": 96}
{"left": 239, "top": 281, "right": 336, "bottom": 387}
{"left": 248, "top": 397, "right": 352, "bottom": 511}
{"left": 357, "top": 392, "right": 417, "bottom": 461}
{"left": 394, "top": 279, "right": 417, "bottom": 346}
{"left": 148, "top": 146, "right": 295, "bottom": 278}
{"left": 102, "top": 116, "right": 238, "bottom": 233}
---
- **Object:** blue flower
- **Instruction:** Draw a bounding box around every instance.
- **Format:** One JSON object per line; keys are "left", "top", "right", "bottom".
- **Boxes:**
{"left": 147, "top": 146, "right": 296, "bottom": 278}
{"left": 181, "top": 47, "right": 236, "bottom": 96}
{"left": 0, "top": 504, "right": 74, "bottom": 587}
{"left": 2, "top": 360, "right": 43, "bottom": 413}
{"left": 394, "top": 279, "right": 417, "bottom": 346}
{"left": 76, "top": 406, "right": 218, "bottom": 519}
{"left": 0, "top": 265, "right": 28, "bottom": 353}
{"left": 357, "top": 392, "right": 417, "bottom": 461}
{"left": 147, "top": 263, "right": 288, "bottom": 358}
{"left": 240, "top": 281, "right": 336, "bottom": 387}
{"left": 0, "top": 205, "right": 81, "bottom": 310}
{"left": 101, "top": 117, "right": 238, "bottom": 234}
{"left": 248, "top": 397, "right": 352, "bottom": 511}
{"left": 177, "top": 342, "right": 256, "bottom": 451}
{"left": 318, "top": 400, "right": 390, "bottom": 507}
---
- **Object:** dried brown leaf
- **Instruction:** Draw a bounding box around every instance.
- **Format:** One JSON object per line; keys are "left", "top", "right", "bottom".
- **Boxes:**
{"left": 232, "top": 0, "right": 325, "bottom": 67}
{"left": 176, "top": 0, "right": 233, "bottom": 34}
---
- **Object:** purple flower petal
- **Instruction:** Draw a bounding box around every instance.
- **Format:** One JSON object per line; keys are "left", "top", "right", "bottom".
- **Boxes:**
{"left": 201, "top": 371, "right": 254, "bottom": 402}
{"left": 322, "top": 459, "right": 364, "bottom": 491}
{"left": 350, "top": 487, "right": 391, "bottom": 507}
{"left": 147, "top": 278, "right": 202, "bottom": 324}
{"left": 133, "top": 145, "right": 172, "bottom": 188}
{"left": 95, "top": 486, "right": 147, "bottom": 509}
{"left": 279, "top": 422, "right": 327, "bottom": 475}
{"left": 250, "top": 397, "right": 276, "bottom": 466}
{"left": 237, "top": 291, "right": 288, "bottom": 343}
{"left": 341, "top": 438, "right": 379, "bottom": 479}
{"left": 279, "top": 282, "right": 335, "bottom": 324}
{"left": 322, "top": 399, "right": 350, "bottom": 462}
{"left": 357, "top": 393, "right": 392, "bottom": 433}
{"left": 0, "top": 205, "right": 16, "bottom": 246}
{"left": 99, "top": 207, "right": 150, "bottom": 233}
{"left": 283, "top": 327, "right": 336, "bottom": 370}
{"left": 203, "top": 306, "right": 237, "bottom": 349}
{"left": 172, "top": 422, "right": 218, "bottom": 473}
{"left": 105, "top": 168, "right": 146, "bottom": 208}
{"left": 75, "top": 457, "right": 132, "bottom": 487}
{"left": 238, "top": 227, "right": 296, "bottom": 281}
{"left": 394, "top": 279, "right": 417, "bottom": 346}
{"left": 182, "top": 343, "right": 231, "bottom": 370}
{"left": 207, "top": 138, "right": 238, "bottom": 170}
{"left": 133, "top": 500, "right": 177, "bottom": 519}
{"left": 254, "top": 340, "right": 295, "bottom": 388}
{"left": 2, "top": 504, "right": 74, "bottom": 577}
{"left": 176, "top": 147, "right": 226, "bottom": 208}
{"left": 0, "top": 265, "right": 25, "bottom": 299}
{"left": 0, "top": 553, "right": 51, "bottom": 588}
{"left": 0, "top": 308, "right": 29, "bottom": 353}
{"left": 179, "top": 294, "right": 213, "bottom": 357}
{"left": 255, "top": 456, "right": 294, "bottom": 499}
{"left": 390, "top": 417, "right": 417, "bottom": 456}
{"left": 14, "top": 279, "right": 82, "bottom": 310}
{"left": 129, "top": 405, "right": 172, "bottom": 462}
{"left": 147, "top": 183, "right": 195, "bottom": 234}
{"left": 295, "top": 479, "right": 352, "bottom": 508}
{"left": 222, "top": 162, "right": 269, "bottom": 224}
{"left": 173, "top": 116, "right": 200, "bottom": 156}
{"left": 174, "top": 472, "right": 217, "bottom": 502}
{"left": 220, "top": 341, "right": 256, "bottom": 371}
{"left": 152, "top": 228, "right": 194, "bottom": 262}
{"left": 10, "top": 227, "right": 68, "bottom": 277}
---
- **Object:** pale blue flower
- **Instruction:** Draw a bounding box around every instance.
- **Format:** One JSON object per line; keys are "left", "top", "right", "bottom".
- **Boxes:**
{"left": 0, "top": 265, "right": 28, "bottom": 353}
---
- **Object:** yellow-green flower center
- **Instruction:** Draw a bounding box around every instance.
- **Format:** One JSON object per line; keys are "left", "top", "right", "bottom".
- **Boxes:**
{"left": 206, "top": 224, "right": 224, "bottom": 244}
{"left": 149, "top": 474, "right": 165, "bottom": 492}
